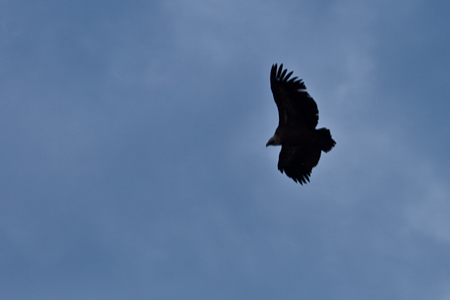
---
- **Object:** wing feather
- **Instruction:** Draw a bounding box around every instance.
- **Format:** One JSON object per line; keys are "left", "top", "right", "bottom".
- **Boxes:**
{"left": 270, "top": 64, "right": 319, "bottom": 129}
{"left": 277, "top": 145, "right": 321, "bottom": 184}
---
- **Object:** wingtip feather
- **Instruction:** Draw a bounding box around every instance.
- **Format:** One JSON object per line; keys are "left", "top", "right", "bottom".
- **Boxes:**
{"left": 277, "top": 64, "right": 284, "bottom": 77}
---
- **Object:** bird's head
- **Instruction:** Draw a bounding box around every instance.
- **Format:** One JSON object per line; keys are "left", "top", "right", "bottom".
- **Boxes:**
{"left": 266, "top": 135, "right": 281, "bottom": 147}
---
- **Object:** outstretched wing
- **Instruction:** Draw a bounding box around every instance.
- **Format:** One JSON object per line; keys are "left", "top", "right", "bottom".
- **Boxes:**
{"left": 278, "top": 145, "right": 321, "bottom": 184}
{"left": 270, "top": 64, "right": 318, "bottom": 129}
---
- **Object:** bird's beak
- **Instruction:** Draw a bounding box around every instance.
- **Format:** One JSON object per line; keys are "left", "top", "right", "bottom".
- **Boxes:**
{"left": 266, "top": 136, "right": 275, "bottom": 147}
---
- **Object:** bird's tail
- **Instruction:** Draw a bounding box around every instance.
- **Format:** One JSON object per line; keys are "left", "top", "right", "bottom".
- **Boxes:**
{"left": 316, "top": 128, "right": 336, "bottom": 153}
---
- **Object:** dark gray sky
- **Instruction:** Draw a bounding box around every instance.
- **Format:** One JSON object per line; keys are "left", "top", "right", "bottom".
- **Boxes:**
{"left": 1, "top": 0, "right": 450, "bottom": 299}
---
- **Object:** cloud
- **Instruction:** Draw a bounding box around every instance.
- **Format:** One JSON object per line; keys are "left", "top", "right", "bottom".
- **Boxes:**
{"left": 404, "top": 167, "right": 450, "bottom": 244}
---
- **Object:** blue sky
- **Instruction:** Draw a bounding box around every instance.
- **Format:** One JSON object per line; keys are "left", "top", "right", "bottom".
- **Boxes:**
{"left": 1, "top": 0, "right": 450, "bottom": 299}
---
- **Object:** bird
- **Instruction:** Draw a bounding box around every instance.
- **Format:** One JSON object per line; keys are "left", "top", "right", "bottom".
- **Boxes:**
{"left": 266, "top": 64, "right": 336, "bottom": 184}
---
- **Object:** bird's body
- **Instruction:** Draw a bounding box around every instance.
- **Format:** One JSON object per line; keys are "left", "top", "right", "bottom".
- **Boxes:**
{"left": 267, "top": 64, "right": 335, "bottom": 184}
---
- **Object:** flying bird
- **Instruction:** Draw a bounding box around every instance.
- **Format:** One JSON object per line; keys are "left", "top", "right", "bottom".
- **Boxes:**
{"left": 266, "top": 64, "right": 336, "bottom": 184}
